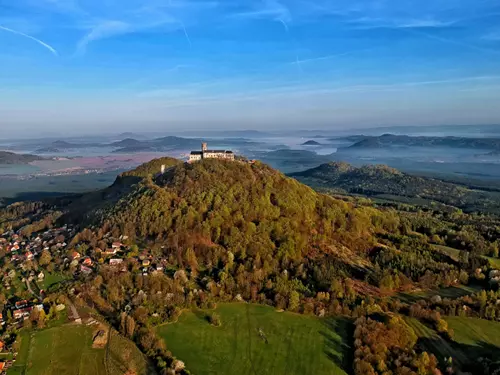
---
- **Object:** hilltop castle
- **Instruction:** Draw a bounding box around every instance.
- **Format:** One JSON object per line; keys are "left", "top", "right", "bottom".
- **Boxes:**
{"left": 189, "top": 143, "right": 235, "bottom": 162}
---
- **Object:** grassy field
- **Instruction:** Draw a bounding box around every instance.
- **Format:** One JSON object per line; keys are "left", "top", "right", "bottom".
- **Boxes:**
{"left": 36, "top": 273, "right": 68, "bottom": 292}
{"left": 482, "top": 256, "right": 500, "bottom": 269}
{"left": 398, "top": 284, "right": 481, "bottom": 303}
{"left": 8, "top": 325, "right": 156, "bottom": 375}
{"left": 431, "top": 244, "right": 462, "bottom": 262}
{"left": 7, "top": 332, "right": 31, "bottom": 375}
{"left": 446, "top": 317, "right": 500, "bottom": 350}
{"left": 406, "top": 316, "right": 500, "bottom": 368}
{"left": 404, "top": 317, "right": 467, "bottom": 365}
{"left": 157, "top": 303, "right": 351, "bottom": 375}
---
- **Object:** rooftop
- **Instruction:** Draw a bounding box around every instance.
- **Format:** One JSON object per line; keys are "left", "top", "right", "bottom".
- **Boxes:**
{"left": 190, "top": 150, "right": 233, "bottom": 155}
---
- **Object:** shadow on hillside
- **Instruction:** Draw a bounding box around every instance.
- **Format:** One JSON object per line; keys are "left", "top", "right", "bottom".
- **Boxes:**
{"left": 320, "top": 317, "right": 354, "bottom": 374}
{"left": 1, "top": 191, "right": 78, "bottom": 206}
{"left": 397, "top": 283, "right": 482, "bottom": 304}
{"left": 420, "top": 337, "right": 500, "bottom": 374}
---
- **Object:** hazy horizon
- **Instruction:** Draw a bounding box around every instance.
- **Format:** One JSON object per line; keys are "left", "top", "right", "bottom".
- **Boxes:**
{"left": 1, "top": 0, "right": 500, "bottom": 135}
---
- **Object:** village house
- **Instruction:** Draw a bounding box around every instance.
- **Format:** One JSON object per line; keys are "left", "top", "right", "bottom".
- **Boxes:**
{"left": 13, "top": 307, "right": 33, "bottom": 320}
{"left": 109, "top": 258, "right": 123, "bottom": 267}
{"left": 82, "top": 257, "right": 93, "bottom": 267}
{"left": 105, "top": 248, "right": 118, "bottom": 256}
{"left": 189, "top": 142, "right": 235, "bottom": 162}
{"left": 80, "top": 265, "right": 93, "bottom": 275}
{"left": 15, "top": 300, "right": 28, "bottom": 309}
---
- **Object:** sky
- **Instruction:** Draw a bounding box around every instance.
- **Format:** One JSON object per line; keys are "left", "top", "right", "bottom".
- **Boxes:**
{"left": 1, "top": 0, "right": 500, "bottom": 135}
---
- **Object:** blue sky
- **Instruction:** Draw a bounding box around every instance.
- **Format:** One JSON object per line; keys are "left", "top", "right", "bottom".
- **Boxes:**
{"left": 1, "top": 0, "right": 500, "bottom": 135}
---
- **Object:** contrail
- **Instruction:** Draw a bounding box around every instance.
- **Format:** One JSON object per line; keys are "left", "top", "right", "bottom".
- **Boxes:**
{"left": 295, "top": 53, "right": 303, "bottom": 74}
{"left": 294, "top": 48, "right": 375, "bottom": 65}
{"left": 278, "top": 18, "right": 289, "bottom": 33}
{"left": 0, "top": 25, "right": 58, "bottom": 56}
{"left": 180, "top": 22, "right": 192, "bottom": 48}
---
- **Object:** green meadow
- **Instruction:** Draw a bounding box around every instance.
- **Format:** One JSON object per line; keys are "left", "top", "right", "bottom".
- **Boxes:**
{"left": 157, "top": 303, "right": 352, "bottom": 375}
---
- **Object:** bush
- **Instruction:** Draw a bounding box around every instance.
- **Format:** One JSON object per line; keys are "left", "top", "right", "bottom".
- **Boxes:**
{"left": 208, "top": 313, "right": 221, "bottom": 327}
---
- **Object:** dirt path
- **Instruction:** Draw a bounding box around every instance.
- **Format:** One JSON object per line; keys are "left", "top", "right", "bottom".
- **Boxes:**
{"left": 68, "top": 301, "right": 82, "bottom": 324}
{"left": 25, "top": 279, "right": 40, "bottom": 299}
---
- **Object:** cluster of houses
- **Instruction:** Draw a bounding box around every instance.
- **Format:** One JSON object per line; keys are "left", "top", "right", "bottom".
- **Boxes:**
{"left": 1, "top": 224, "right": 74, "bottom": 267}
{"left": 0, "top": 226, "right": 75, "bottom": 324}
{"left": 102, "top": 242, "right": 166, "bottom": 276}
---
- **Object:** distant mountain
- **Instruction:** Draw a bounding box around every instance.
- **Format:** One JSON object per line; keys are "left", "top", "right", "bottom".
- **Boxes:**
{"left": 302, "top": 140, "right": 321, "bottom": 146}
{"left": 111, "top": 136, "right": 201, "bottom": 153}
{"left": 112, "top": 146, "right": 160, "bottom": 153}
{"left": 35, "top": 147, "right": 61, "bottom": 153}
{"left": 0, "top": 151, "right": 43, "bottom": 164}
{"left": 110, "top": 138, "right": 143, "bottom": 148}
{"left": 50, "top": 140, "right": 101, "bottom": 149}
{"left": 51, "top": 140, "right": 75, "bottom": 148}
{"left": 290, "top": 162, "right": 500, "bottom": 213}
{"left": 346, "top": 134, "right": 500, "bottom": 150}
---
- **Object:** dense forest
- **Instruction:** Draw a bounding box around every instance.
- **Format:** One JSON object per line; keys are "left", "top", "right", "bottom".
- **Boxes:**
{"left": 1, "top": 157, "right": 500, "bottom": 374}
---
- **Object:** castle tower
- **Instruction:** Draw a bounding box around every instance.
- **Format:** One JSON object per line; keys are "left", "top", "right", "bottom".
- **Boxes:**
{"left": 202, "top": 142, "right": 208, "bottom": 152}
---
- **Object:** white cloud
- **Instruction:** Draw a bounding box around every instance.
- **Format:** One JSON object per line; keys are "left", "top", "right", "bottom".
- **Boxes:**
{"left": 232, "top": 0, "right": 291, "bottom": 25}
{"left": 75, "top": 20, "right": 131, "bottom": 55}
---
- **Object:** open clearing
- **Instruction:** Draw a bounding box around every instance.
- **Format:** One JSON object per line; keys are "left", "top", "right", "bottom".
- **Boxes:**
{"left": 483, "top": 256, "right": 500, "bottom": 269}
{"left": 157, "top": 303, "right": 351, "bottom": 375}
{"left": 431, "top": 244, "right": 462, "bottom": 262}
{"left": 397, "top": 284, "right": 481, "bottom": 303}
{"left": 446, "top": 317, "right": 500, "bottom": 350}
{"left": 8, "top": 325, "right": 155, "bottom": 375}
{"left": 405, "top": 316, "right": 500, "bottom": 367}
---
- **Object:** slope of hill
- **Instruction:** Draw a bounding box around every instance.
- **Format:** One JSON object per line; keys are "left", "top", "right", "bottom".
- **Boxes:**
{"left": 86, "top": 159, "right": 389, "bottom": 266}
{"left": 0, "top": 151, "right": 42, "bottom": 164}
{"left": 346, "top": 134, "right": 500, "bottom": 150}
{"left": 290, "top": 162, "right": 500, "bottom": 213}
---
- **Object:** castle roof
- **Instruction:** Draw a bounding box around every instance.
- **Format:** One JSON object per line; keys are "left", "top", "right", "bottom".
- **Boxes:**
{"left": 190, "top": 150, "right": 233, "bottom": 155}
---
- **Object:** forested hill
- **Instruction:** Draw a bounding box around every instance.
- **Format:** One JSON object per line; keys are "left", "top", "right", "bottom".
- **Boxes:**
{"left": 0, "top": 151, "right": 42, "bottom": 164}
{"left": 290, "top": 162, "right": 500, "bottom": 213}
{"left": 74, "top": 158, "right": 402, "bottom": 267}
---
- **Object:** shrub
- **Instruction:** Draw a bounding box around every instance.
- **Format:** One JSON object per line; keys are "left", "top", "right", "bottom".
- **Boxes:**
{"left": 208, "top": 313, "right": 221, "bottom": 327}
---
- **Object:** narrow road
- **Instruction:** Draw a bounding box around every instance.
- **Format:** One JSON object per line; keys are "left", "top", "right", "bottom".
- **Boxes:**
{"left": 25, "top": 279, "right": 41, "bottom": 299}
{"left": 68, "top": 301, "right": 82, "bottom": 323}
